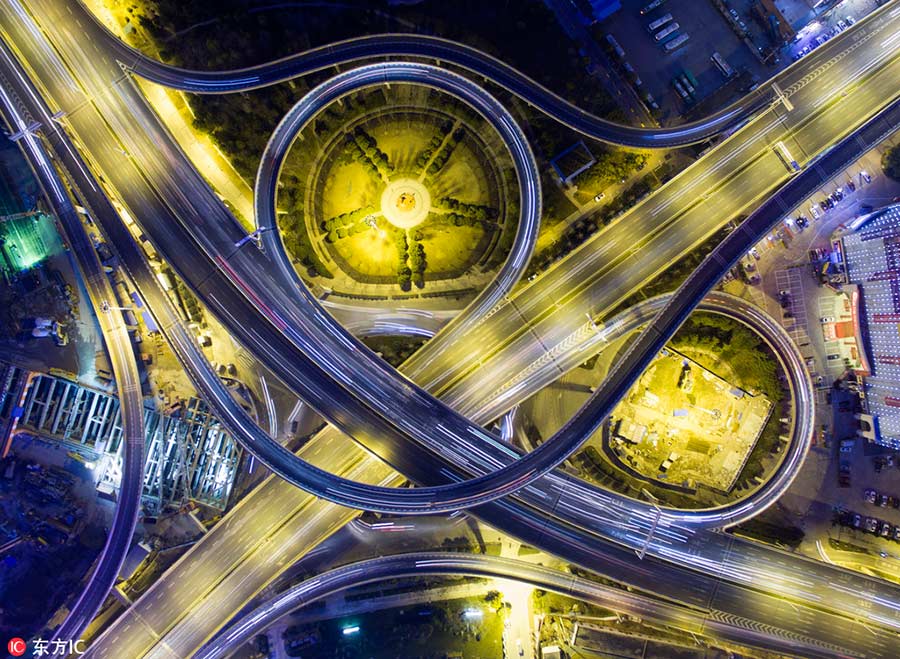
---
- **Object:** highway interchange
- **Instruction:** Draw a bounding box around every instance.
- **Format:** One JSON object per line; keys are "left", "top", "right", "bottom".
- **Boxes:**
{"left": 193, "top": 552, "right": 845, "bottom": 659}
{"left": 50, "top": 0, "right": 898, "bottom": 523}
{"left": 2, "top": 0, "right": 900, "bottom": 656}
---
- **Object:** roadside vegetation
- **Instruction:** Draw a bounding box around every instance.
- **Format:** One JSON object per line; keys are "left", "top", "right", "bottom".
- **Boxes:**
{"left": 571, "top": 149, "right": 649, "bottom": 202}
{"left": 672, "top": 313, "right": 780, "bottom": 399}
{"left": 883, "top": 144, "right": 900, "bottom": 182}
{"left": 362, "top": 335, "right": 428, "bottom": 368}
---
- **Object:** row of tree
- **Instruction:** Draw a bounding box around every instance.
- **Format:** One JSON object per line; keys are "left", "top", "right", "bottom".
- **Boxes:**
{"left": 342, "top": 128, "right": 393, "bottom": 182}
{"left": 413, "top": 119, "right": 455, "bottom": 172}
{"left": 444, "top": 213, "right": 498, "bottom": 230}
{"left": 573, "top": 149, "right": 649, "bottom": 194}
{"left": 325, "top": 222, "right": 369, "bottom": 243}
{"left": 425, "top": 128, "right": 466, "bottom": 176}
{"left": 320, "top": 204, "right": 374, "bottom": 232}
{"left": 437, "top": 196, "right": 499, "bottom": 221}
{"left": 392, "top": 230, "right": 428, "bottom": 290}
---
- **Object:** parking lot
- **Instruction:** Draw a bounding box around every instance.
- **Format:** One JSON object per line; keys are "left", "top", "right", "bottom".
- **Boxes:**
{"left": 774, "top": 267, "right": 810, "bottom": 346}
{"left": 832, "top": 445, "right": 900, "bottom": 550}
{"left": 602, "top": 0, "right": 767, "bottom": 121}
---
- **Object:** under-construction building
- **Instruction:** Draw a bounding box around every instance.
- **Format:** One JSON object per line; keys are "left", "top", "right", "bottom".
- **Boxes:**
{"left": 10, "top": 369, "right": 241, "bottom": 510}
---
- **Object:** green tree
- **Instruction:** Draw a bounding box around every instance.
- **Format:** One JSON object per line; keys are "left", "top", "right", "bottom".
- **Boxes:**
{"left": 883, "top": 145, "right": 900, "bottom": 182}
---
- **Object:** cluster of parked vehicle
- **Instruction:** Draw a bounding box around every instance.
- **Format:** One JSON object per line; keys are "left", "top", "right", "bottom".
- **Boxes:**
{"left": 793, "top": 16, "right": 856, "bottom": 61}
{"left": 777, "top": 289, "right": 791, "bottom": 309}
{"left": 640, "top": 1, "right": 690, "bottom": 54}
{"left": 865, "top": 488, "right": 900, "bottom": 508}
{"left": 819, "top": 186, "right": 849, "bottom": 212}
{"left": 874, "top": 454, "right": 899, "bottom": 473}
{"left": 805, "top": 171, "right": 870, "bottom": 219}
{"left": 837, "top": 507, "right": 900, "bottom": 541}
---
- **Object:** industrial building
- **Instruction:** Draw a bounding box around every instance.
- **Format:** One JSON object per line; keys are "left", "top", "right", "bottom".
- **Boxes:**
{"left": 838, "top": 203, "right": 900, "bottom": 447}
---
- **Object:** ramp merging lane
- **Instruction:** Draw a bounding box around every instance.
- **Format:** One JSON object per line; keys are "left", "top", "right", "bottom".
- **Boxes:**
{"left": 0, "top": 40, "right": 146, "bottom": 642}
{"left": 195, "top": 552, "right": 849, "bottom": 659}
{"left": 68, "top": 0, "right": 900, "bottom": 522}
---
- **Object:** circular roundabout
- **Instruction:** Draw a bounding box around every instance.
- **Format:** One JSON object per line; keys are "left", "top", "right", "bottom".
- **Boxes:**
{"left": 380, "top": 179, "right": 430, "bottom": 228}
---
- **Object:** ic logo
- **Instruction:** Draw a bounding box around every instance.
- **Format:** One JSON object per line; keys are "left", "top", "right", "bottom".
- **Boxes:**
{"left": 7, "top": 637, "right": 26, "bottom": 657}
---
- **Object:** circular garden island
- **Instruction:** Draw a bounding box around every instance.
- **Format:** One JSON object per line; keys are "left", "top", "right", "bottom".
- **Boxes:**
{"left": 276, "top": 84, "right": 519, "bottom": 295}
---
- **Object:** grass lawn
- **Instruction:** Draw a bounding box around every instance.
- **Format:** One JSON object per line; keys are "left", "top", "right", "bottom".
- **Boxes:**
{"left": 428, "top": 143, "right": 493, "bottom": 203}
{"left": 334, "top": 229, "right": 398, "bottom": 278}
{"left": 320, "top": 160, "right": 384, "bottom": 219}
{"left": 419, "top": 224, "right": 485, "bottom": 274}
{"left": 374, "top": 121, "right": 435, "bottom": 173}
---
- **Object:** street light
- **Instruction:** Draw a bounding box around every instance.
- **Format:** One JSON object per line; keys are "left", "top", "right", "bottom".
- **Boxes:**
{"left": 636, "top": 488, "right": 662, "bottom": 561}
{"left": 234, "top": 227, "right": 271, "bottom": 249}
{"left": 99, "top": 300, "right": 131, "bottom": 313}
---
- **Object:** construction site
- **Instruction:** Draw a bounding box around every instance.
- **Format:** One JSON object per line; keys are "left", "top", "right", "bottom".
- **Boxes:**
{"left": 607, "top": 348, "right": 773, "bottom": 493}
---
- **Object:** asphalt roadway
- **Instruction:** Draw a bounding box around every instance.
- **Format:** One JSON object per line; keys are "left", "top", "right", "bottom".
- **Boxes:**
{"left": 88, "top": 0, "right": 900, "bottom": 523}
{"left": 194, "top": 552, "right": 848, "bottom": 659}
{"left": 0, "top": 40, "right": 146, "bottom": 645}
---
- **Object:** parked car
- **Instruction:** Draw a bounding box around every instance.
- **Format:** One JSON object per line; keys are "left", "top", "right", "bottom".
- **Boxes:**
{"left": 881, "top": 522, "right": 893, "bottom": 538}
{"left": 878, "top": 494, "right": 890, "bottom": 507}
{"left": 865, "top": 488, "right": 877, "bottom": 504}
{"left": 839, "top": 463, "right": 851, "bottom": 487}
{"left": 893, "top": 526, "right": 900, "bottom": 541}
{"left": 866, "top": 517, "right": 879, "bottom": 533}
{"left": 852, "top": 513, "right": 863, "bottom": 529}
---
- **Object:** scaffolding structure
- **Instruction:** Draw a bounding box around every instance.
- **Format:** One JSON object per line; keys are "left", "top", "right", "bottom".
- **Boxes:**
{"left": 17, "top": 372, "right": 240, "bottom": 509}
